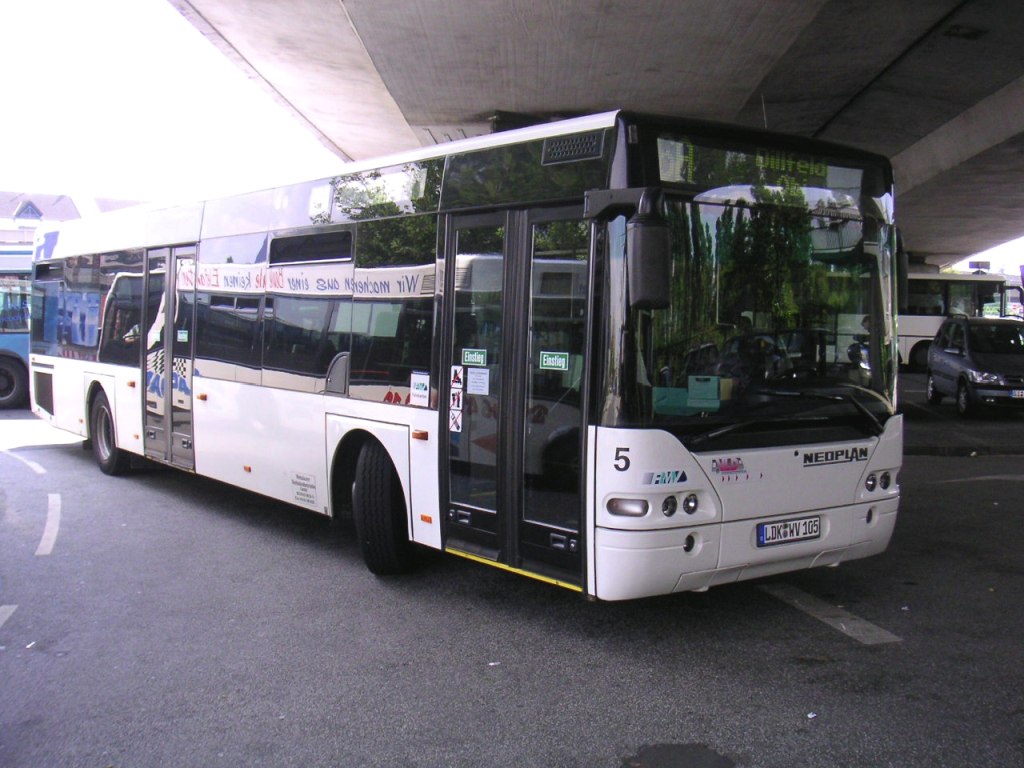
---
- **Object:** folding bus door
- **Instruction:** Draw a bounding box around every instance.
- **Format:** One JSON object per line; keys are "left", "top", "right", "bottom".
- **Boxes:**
{"left": 142, "top": 245, "right": 196, "bottom": 470}
{"left": 442, "top": 209, "right": 590, "bottom": 588}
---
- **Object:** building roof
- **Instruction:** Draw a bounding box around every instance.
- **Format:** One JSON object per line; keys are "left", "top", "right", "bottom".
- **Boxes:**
{"left": 0, "top": 191, "right": 138, "bottom": 245}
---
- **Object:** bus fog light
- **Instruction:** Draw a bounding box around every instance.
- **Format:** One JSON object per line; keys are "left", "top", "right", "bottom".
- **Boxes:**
{"left": 683, "top": 534, "right": 697, "bottom": 553}
{"left": 682, "top": 493, "right": 699, "bottom": 515}
{"left": 865, "top": 473, "right": 877, "bottom": 492}
{"left": 880, "top": 471, "right": 891, "bottom": 490}
{"left": 662, "top": 496, "right": 678, "bottom": 517}
{"left": 607, "top": 498, "right": 649, "bottom": 517}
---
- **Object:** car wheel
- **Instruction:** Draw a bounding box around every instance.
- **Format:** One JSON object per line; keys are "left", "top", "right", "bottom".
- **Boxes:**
{"left": 926, "top": 373, "right": 943, "bottom": 404}
{"left": 956, "top": 380, "right": 976, "bottom": 418}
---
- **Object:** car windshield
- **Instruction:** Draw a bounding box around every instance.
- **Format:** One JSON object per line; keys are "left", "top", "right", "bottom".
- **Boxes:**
{"left": 969, "top": 323, "right": 1024, "bottom": 354}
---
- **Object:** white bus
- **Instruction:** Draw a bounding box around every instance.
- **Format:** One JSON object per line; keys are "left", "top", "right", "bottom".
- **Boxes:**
{"left": 30, "top": 111, "right": 901, "bottom": 600}
{"left": 899, "top": 271, "right": 1022, "bottom": 369}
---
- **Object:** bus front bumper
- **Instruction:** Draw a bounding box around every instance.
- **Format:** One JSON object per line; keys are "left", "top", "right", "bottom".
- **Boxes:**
{"left": 592, "top": 497, "right": 898, "bottom": 601}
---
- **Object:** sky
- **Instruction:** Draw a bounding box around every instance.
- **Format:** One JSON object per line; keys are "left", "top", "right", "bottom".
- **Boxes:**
{"left": 951, "top": 238, "right": 1024, "bottom": 279}
{"left": 1, "top": 0, "right": 343, "bottom": 205}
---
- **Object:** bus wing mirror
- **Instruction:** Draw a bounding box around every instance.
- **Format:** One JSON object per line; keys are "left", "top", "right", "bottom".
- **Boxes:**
{"left": 627, "top": 189, "right": 671, "bottom": 310}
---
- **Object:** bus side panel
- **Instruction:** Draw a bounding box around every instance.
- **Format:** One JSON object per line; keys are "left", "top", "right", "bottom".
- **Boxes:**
{"left": 84, "top": 368, "right": 144, "bottom": 458}
{"left": 191, "top": 378, "right": 331, "bottom": 514}
{"left": 325, "top": 406, "right": 442, "bottom": 551}
{"left": 51, "top": 358, "right": 88, "bottom": 437}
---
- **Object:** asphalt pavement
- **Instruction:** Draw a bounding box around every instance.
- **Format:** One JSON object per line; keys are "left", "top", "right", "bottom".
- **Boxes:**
{"left": 899, "top": 372, "right": 1024, "bottom": 456}
{"left": 2, "top": 394, "right": 1023, "bottom": 767}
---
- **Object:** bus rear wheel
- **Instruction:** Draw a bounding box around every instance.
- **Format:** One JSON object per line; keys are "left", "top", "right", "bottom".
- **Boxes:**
{"left": 910, "top": 342, "right": 930, "bottom": 372}
{"left": 352, "top": 441, "right": 415, "bottom": 574}
{"left": 0, "top": 358, "right": 28, "bottom": 409}
{"left": 90, "top": 391, "right": 131, "bottom": 475}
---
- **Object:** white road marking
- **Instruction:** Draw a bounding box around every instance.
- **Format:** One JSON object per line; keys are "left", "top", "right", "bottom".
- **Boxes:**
{"left": 935, "top": 474, "right": 1024, "bottom": 483}
{"left": 35, "top": 493, "right": 61, "bottom": 556}
{"left": 1, "top": 449, "right": 46, "bottom": 475}
{"left": 759, "top": 583, "right": 902, "bottom": 645}
{"left": 0, "top": 605, "right": 16, "bottom": 630}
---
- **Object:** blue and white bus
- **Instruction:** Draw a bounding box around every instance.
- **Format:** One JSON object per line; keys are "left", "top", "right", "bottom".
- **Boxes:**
{"left": 0, "top": 247, "right": 32, "bottom": 407}
{"left": 30, "top": 111, "right": 901, "bottom": 600}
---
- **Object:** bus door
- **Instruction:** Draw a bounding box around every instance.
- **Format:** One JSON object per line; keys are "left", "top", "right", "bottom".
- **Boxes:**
{"left": 142, "top": 245, "right": 197, "bottom": 470}
{"left": 443, "top": 209, "right": 590, "bottom": 587}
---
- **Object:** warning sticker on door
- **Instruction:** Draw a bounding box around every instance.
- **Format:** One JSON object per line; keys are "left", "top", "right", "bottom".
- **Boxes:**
{"left": 467, "top": 367, "right": 489, "bottom": 396}
{"left": 448, "top": 410, "right": 462, "bottom": 432}
{"left": 450, "top": 365, "right": 464, "bottom": 390}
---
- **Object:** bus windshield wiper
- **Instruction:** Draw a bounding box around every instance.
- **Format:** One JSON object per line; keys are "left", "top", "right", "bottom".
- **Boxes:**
{"left": 756, "top": 387, "right": 884, "bottom": 435}
{"left": 686, "top": 414, "right": 828, "bottom": 448}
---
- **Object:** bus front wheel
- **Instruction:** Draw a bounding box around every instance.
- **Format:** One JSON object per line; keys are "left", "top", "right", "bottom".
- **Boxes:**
{"left": 352, "top": 441, "right": 415, "bottom": 575}
{"left": 90, "top": 391, "right": 131, "bottom": 475}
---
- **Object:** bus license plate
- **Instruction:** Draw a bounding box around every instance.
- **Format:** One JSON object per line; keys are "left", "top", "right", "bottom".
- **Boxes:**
{"left": 757, "top": 516, "right": 821, "bottom": 547}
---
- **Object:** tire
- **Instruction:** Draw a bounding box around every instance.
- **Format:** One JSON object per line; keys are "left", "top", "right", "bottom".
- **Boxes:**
{"left": 0, "top": 357, "right": 28, "bottom": 409}
{"left": 352, "top": 441, "right": 414, "bottom": 574}
{"left": 910, "top": 342, "right": 930, "bottom": 372}
{"left": 926, "top": 373, "right": 943, "bottom": 404}
{"left": 90, "top": 391, "right": 131, "bottom": 475}
{"left": 956, "top": 380, "right": 976, "bottom": 418}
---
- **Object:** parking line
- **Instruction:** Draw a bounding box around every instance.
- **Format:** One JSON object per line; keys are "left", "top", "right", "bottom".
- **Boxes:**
{"left": 1, "top": 449, "right": 46, "bottom": 475}
{"left": 759, "top": 583, "right": 902, "bottom": 645}
{"left": 935, "top": 474, "right": 1024, "bottom": 483}
{"left": 0, "top": 605, "right": 16, "bottom": 630}
{"left": 35, "top": 493, "right": 61, "bottom": 556}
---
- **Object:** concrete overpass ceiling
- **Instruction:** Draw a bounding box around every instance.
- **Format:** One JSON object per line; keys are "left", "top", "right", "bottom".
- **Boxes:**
{"left": 172, "top": 0, "right": 1024, "bottom": 266}
{"left": 169, "top": 0, "right": 420, "bottom": 160}
{"left": 341, "top": 0, "right": 826, "bottom": 140}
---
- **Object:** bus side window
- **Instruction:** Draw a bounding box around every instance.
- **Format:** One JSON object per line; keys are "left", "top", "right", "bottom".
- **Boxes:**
{"left": 194, "top": 292, "right": 262, "bottom": 373}
{"left": 262, "top": 295, "right": 334, "bottom": 377}
{"left": 347, "top": 215, "right": 437, "bottom": 405}
{"left": 98, "top": 303, "right": 141, "bottom": 365}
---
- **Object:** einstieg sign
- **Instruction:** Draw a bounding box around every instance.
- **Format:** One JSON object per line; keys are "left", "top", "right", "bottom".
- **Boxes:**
{"left": 462, "top": 348, "right": 487, "bottom": 366}
{"left": 539, "top": 351, "right": 569, "bottom": 371}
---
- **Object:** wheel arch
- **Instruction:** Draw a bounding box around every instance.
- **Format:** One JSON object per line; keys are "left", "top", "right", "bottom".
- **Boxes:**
{"left": 84, "top": 379, "right": 113, "bottom": 443}
{"left": 327, "top": 424, "right": 410, "bottom": 526}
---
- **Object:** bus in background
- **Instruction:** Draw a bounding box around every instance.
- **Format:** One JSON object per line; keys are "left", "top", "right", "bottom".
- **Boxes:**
{"left": 30, "top": 111, "right": 901, "bottom": 601}
{"left": 899, "top": 270, "right": 1023, "bottom": 370}
{"left": 0, "top": 247, "right": 31, "bottom": 408}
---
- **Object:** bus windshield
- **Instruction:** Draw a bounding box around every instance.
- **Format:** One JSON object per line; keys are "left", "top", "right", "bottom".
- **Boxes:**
{"left": 606, "top": 186, "right": 896, "bottom": 450}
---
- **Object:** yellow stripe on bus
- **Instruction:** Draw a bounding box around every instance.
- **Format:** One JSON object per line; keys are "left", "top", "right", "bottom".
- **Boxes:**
{"left": 445, "top": 548, "right": 584, "bottom": 593}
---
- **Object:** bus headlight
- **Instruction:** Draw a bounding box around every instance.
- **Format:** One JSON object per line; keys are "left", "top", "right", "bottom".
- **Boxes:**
{"left": 662, "top": 496, "right": 678, "bottom": 517}
{"left": 607, "top": 498, "right": 649, "bottom": 517}
{"left": 865, "top": 473, "right": 877, "bottom": 492}
{"left": 682, "top": 493, "right": 699, "bottom": 515}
